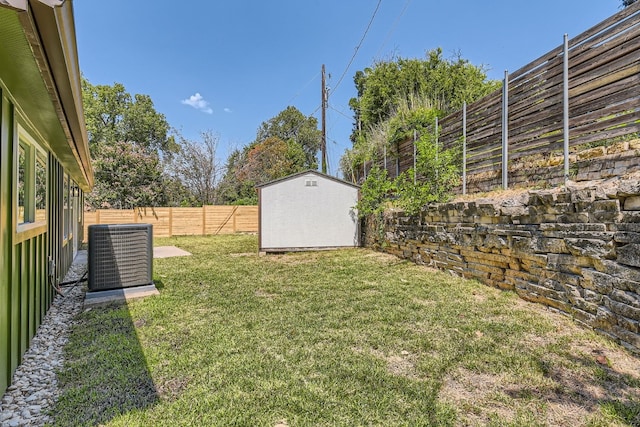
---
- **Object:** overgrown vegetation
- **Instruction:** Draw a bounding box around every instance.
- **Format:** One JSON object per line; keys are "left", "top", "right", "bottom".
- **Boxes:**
{"left": 51, "top": 235, "right": 640, "bottom": 426}
{"left": 355, "top": 129, "right": 461, "bottom": 218}
{"left": 343, "top": 49, "right": 498, "bottom": 216}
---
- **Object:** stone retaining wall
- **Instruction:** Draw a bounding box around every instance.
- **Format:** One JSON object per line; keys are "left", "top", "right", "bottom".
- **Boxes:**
{"left": 466, "top": 140, "right": 640, "bottom": 193}
{"left": 365, "top": 177, "right": 640, "bottom": 354}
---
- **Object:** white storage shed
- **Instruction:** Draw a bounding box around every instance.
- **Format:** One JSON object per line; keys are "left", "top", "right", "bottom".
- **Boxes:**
{"left": 257, "top": 170, "right": 360, "bottom": 252}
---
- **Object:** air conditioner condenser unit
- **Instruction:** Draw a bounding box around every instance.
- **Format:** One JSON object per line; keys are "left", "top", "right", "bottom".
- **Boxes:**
{"left": 88, "top": 224, "right": 153, "bottom": 292}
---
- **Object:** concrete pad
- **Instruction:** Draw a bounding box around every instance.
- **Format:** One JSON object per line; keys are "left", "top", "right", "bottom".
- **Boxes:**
{"left": 84, "top": 284, "right": 159, "bottom": 308}
{"left": 153, "top": 246, "right": 192, "bottom": 259}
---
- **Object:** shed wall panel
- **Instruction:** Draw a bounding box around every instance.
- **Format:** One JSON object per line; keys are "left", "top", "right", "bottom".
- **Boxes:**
{"left": 260, "top": 173, "right": 359, "bottom": 250}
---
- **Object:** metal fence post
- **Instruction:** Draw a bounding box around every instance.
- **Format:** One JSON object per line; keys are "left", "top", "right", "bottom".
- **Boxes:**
{"left": 383, "top": 144, "right": 387, "bottom": 172}
{"left": 413, "top": 130, "right": 417, "bottom": 184}
{"left": 462, "top": 101, "right": 467, "bottom": 195}
{"left": 563, "top": 33, "right": 570, "bottom": 184}
{"left": 435, "top": 116, "right": 439, "bottom": 185}
{"left": 502, "top": 70, "right": 509, "bottom": 190}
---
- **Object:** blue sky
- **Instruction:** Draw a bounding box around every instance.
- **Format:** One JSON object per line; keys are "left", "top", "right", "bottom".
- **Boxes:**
{"left": 74, "top": 1, "right": 621, "bottom": 177}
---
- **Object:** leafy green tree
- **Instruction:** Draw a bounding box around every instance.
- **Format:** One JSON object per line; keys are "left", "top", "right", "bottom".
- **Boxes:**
{"left": 86, "top": 141, "right": 168, "bottom": 209}
{"left": 82, "top": 77, "right": 177, "bottom": 156}
{"left": 255, "top": 106, "right": 321, "bottom": 169}
{"left": 82, "top": 77, "right": 179, "bottom": 209}
{"left": 238, "top": 137, "right": 306, "bottom": 185}
{"left": 218, "top": 106, "right": 319, "bottom": 204}
{"left": 349, "top": 49, "right": 499, "bottom": 145}
{"left": 218, "top": 149, "right": 252, "bottom": 204}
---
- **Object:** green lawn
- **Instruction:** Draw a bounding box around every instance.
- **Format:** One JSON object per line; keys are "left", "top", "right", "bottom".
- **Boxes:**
{"left": 51, "top": 234, "right": 640, "bottom": 426}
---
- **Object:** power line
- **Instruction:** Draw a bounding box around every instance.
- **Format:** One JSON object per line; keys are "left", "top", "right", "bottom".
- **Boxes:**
{"left": 329, "top": 105, "right": 352, "bottom": 120}
{"left": 330, "top": 0, "right": 383, "bottom": 96}
{"left": 286, "top": 70, "right": 321, "bottom": 105}
{"left": 374, "top": 0, "right": 412, "bottom": 59}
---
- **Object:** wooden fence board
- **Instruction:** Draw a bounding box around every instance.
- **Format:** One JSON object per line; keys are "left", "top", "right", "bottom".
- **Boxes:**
{"left": 569, "top": 28, "right": 640, "bottom": 79}
{"left": 568, "top": 2, "right": 639, "bottom": 51}
{"left": 83, "top": 206, "right": 258, "bottom": 241}
{"left": 235, "top": 206, "right": 259, "bottom": 232}
{"left": 570, "top": 81, "right": 638, "bottom": 118}
{"left": 354, "top": 4, "right": 639, "bottom": 190}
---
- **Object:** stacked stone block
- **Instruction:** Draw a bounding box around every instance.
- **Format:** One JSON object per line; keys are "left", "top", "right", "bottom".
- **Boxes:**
{"left": 465, "top": 143, "right": 640, "bottom": 193}
{"left": 366, "top": 178, "right": 640, "bottom": 354}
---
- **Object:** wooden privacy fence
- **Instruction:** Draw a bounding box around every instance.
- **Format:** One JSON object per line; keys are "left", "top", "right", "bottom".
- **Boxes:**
{"left": 360, "top": 3, "right": 640, "bottom": 192}
{"left": 83, "top": 205, "right": 258, "bottom": 242}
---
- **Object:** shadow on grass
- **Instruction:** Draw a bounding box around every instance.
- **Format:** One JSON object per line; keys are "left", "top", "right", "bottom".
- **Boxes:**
{"left": 50, "top": 300, "right": 158, "bottom": 426}
{"left": 499, "top": 349, "right": 640, "bottom": 425}
{"left": 543, "top": 351, "right": 640, "bottom": 426}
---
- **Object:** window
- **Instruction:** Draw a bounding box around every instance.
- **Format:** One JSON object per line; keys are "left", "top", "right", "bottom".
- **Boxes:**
{"left": 16, "top": 126, "right": 47, "bottom": 235}
{"left": 63, "top": 173, "right": 70, "bottom": 240}
{"left": 35, "top": 154, "right": 47, "bottom": 222}
{"left": 17, "top": 143, "right": 26, "bottom": 224}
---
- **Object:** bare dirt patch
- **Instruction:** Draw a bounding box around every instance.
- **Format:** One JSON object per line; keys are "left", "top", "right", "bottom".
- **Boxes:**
{"left": 265, "top": 252, "right": 323, "bottom": 265}
{"left": 366, "top": 348, "right": 422, "bottom": 380}
{"left": 255, "top": 289, "right": 278, "bottom": 299}
{"left": 440, "top": 335, "right": 640, "bottom": 426}
{"left": 363, "top": 251, "right": 405, "bottom": 264}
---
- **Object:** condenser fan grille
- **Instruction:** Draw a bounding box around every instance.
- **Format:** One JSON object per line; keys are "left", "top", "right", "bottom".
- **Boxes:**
{"left": 88, "top": 224, "right": 153, "bottom": 291}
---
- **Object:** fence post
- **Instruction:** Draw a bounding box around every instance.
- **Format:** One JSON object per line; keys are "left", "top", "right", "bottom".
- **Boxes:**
{"left": 502, "top": 70, "right": 509, "bottom": 190}
{"left": 233, "top": 207, "right": 237, "bottom": 233}
{"left": 169, "top": 207, "right": 173, "bottom": 237}
{"left": 563, "top": 33, "right": 570, "bottom": 184}
{"left": 202, "top": 205, "right": 207, "bottom": 236}
{"left": 383, "top": 144, "right": 387, "bottom": 172}
{"left": 395, "top": 141, "right": 400, "bottom": 178}
{"left": 413, "top": 130, "right": 417, "bottom": 184}
{"left": 462, "top": 101, "right": 467, "bottom": 195}
{"left": 435, "top": 116, "right": 439, "bottom": 185}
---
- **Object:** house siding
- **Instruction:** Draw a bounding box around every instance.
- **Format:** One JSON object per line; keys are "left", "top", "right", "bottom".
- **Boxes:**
{"left": 0, "top": 90, "right": 83, "bottom": 394}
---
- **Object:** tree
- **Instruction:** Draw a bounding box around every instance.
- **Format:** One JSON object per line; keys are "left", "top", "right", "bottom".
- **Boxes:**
{"left": 342, "top": 48, "right": 499, "bottom": 180}
{"left": 82, "top": 77, "right": 177, "bottom": 156}
{"left": 169, "top": 130, "right": 224, "bottom": 206}
{"left": 218, "top": 148, "right": 256, "bottom": 205}
{"left": 349, "top": 49, "right": 500, "bottom": 144}
{"left": 81, "top": 77, "right": 179, "bottom": 209}
{"left": 238, "top": 137, "right": 306, "bottom": 185}
{"left": 86, "top": 141, "right": 168, "bottom": 209}
{"left": 218, "top": 106, "right": 319, "bottom": 205}
{"left": 255, "top": 106, "right": 321, "bottom": 169}
{"left": 622, "top": 0, "right": 637, "bottom": 6}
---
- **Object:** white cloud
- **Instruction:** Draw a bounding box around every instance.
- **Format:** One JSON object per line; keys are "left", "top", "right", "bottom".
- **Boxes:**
{"left": 181, "top": 93, "right": 213, "bottom": 114}
{"left": 224, "top": 108, "right": 232, "bottom": 113}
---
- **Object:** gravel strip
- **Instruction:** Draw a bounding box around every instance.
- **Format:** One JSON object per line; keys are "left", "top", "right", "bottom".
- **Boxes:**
{"left": 0, "top": 251, "right": 88, "bottom": 427}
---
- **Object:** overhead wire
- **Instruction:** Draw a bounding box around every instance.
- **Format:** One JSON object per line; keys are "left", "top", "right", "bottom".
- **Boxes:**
{"left": 320, "top": 0, "right": 383, "bottom": 175}
{"left": 266, "top": 0, "right": 384, "bottom": 175}
{"left": 286, "top": 70, "right": 322, "bottom": 106}
{"left": 374, "top": 0, "right": 412, "bottom": 59}
{"left": 329, "top": 0, "right": 383, "bottom": 96}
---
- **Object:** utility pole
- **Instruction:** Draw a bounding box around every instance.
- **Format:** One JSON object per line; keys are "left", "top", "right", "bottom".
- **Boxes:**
{"left": 321, "top": 64, "right": 327, "bottom": 174}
